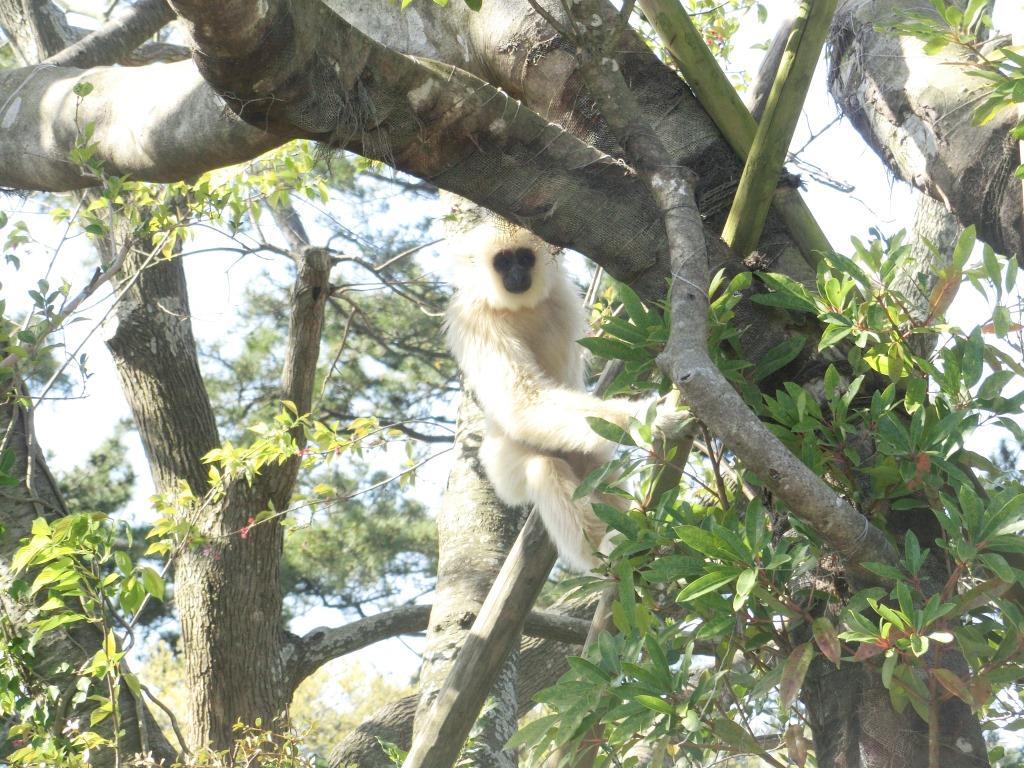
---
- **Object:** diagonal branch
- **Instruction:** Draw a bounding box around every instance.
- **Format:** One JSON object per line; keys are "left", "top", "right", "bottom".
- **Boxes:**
{"left": 44, "top": 0, "right": 175, "bottom": 68}
{"left": 402, "top": 511, "right": 558, "bottom": 768}
{"left": 568, "top": 0, "right": 899, "bottom": 578}
{"left": 636, "top": 0, "right": 831, "bottom": 262}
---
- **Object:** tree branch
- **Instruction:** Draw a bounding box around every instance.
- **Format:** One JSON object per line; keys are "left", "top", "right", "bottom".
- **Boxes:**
{"left": 0, "top": 61, "right": 282, "bottom": 191}
{"left": 288, "top": 605, "right": 592, "bottom": 692}
{"left": 45, "top": 0, "right": 175, "bottom": 68}
{"left": 403, "top": 511, "right": 558, "bottom": 768}
{"left": 329, "top": 595, "right": 599, "bottom": 768}
{"left": 570, "top": 0, "right": 899, "bottom": 577}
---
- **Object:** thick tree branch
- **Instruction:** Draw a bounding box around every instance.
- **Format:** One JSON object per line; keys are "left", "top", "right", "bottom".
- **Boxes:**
{"left": 287, "top": 605, "right": 592, "bottom": 692}
{"left": 44, "top": 0, "right": 175, "bottom": 69}
{"left": 0, "top": 61, "right": 281, "bottom": 190}
{"left": 403, "top": 511, "right": 558, "bottom": 768}
{"left": 829, "top": 0, "right": 1022, "bottom": 260}
{"left": 329, "top": 596, "right": 598, "bottom": 768}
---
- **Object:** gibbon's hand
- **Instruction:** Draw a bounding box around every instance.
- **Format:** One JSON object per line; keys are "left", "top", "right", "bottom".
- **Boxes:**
{"left": 648, "top": 390, "right": 692, "bottom": 443}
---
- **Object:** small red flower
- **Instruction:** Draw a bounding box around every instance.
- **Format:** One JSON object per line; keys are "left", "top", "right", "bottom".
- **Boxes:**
{"left": 240, "top": 516, "right": 255, "bottom": 539}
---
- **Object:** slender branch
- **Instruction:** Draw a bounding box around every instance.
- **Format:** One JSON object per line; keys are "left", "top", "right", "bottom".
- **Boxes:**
{"left": 289, "top": 604, "right": 593, "bottom": 691}
{"left": 571, "top": 0, "right": 898, "bottom": 579}
{"left": 0, "top": 240, "right": 129, "bottom": 374}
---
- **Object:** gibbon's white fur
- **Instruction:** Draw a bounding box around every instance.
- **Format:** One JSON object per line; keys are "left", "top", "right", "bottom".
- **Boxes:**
{"left": 445, "top": 224, "right": 648, "bottom": 571}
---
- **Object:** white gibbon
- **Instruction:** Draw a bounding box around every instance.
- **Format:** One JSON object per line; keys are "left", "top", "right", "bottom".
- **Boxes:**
{"left": 445, "top": 222, "right": 677, "bottom": 571}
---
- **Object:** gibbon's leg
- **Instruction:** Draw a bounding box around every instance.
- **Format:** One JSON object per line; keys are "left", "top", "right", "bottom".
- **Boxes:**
{"left": 479, "top": 434, "right": 532, "bottom": 507}
{"left": 523, "top": 454, "right": 607, "bottom": 572}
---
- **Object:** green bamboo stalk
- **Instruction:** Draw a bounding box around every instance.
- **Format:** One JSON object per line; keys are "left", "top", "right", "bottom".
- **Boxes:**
{"left": 721, "top": 0, "right": 837, "bottom": 258}
{"left": 636, "top": 0, "right": 833, "bottom": 262}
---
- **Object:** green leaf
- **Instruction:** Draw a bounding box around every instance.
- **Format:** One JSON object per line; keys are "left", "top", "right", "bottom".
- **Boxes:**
{"left": 735, "top": 568, "right": 757, "bottom": 602}
{"left": 677, "top": 568, "right": 740, "bottom": 602}
{"left": 991, "top": 305, "right": 1011, "bottom": 337}
{"left": 673, "top": 525, "right": 736, "bottom": 561}
{"left": 711, "top": 718, "right": 765, "bottom": 754}
{"left": 754, "top": 273, "right": 818, "bottom": 314}
{"left": 506, "top": 713, "right": 559, "bottom": 750}
{"left": 592, "top": 502, "right": 639, "bottom": 539}
{"left": 612, "top": 279, "right": 649, "bottom": 327}
{"left": 567, "top": 656, "right": 611, "bottom": 683}
{"left": 978, "top": 369, "right": 1015, "bottom": 400}
{"left": 577, "top": 336, "right": 648, "bottom": 362}
{"left": 932, "top": 668, "right": 975, "bottom": 706}
{"left": 585, "top": 417, "right": 635, "bottom": 447}
{"left": 114, "top": 550, "right": 133, "bottom": 576}
{"left": 645, "top": 635, "right": 671, "bottom": 684}
{"left": 752, "top": 336, "right": 806, "bottom": 382}
{"left": 29, "top": 560, "right": 75, "bottom": 595}
{"left": 141, "top": 567, "right": 165, "bottom": 601}
{"left": 633, "top": 694, "right": 674, "bottom": 715}
{"left": 32, "top": 612, "right": 86, "bottom": 633}
{"left": 616, "top": 558, "right": 636, "bottom": 627}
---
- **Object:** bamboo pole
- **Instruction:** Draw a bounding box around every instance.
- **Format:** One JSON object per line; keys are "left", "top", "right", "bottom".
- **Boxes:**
{"left": 719, "top": 0, "right": 838, "bottom": 258}
{"left": 402, "top": 510, "right": 558, "bottom": 768}
{"left": 636, "top": 0, "right": 833, "bottom": 262}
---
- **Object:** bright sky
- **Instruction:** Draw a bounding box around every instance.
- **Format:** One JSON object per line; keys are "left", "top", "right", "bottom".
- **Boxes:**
{"left": 1, "top": 0, "right": 1021, "bottom": 695}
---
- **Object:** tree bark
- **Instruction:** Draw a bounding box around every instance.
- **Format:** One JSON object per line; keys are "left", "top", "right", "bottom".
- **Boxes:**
{"left": 803, "top": 658, "right": 987, "bottom": 768}
{"left": 0, "top": 0, "right": 74, "bottom": 65}
{"left": 828, "top": 0, "right": 1023, "bottom": 261}
{"left": 44, "top": 0, "right": 175, "bottom": 69}
{"left": 411, "top": 397, "right": 525, "bottom": 757}
{"left": 106, "top": 233, "right": 330, "bottom": 750}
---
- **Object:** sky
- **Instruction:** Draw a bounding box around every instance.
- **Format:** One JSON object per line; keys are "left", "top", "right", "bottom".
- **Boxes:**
{"left": 1, "top": 0, "right": 1022, "bottom": 699}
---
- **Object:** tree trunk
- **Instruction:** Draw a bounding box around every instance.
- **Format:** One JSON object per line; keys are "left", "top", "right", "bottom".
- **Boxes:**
{"left": 411, "top": 397, "right": 525, "bottom": 756}
{"left": 804, "top": 658, "right": 987, "bottom": 768}
{"left": 106, "top": 240, "right": 330, "bottom": 750}
{"left": 828, "top": 0, "right": 1022, "bottom": 261}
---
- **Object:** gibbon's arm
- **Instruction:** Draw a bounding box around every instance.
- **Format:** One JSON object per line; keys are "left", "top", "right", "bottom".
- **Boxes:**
{"left": 455, "top": 322, "right": 635, "bottom": 456}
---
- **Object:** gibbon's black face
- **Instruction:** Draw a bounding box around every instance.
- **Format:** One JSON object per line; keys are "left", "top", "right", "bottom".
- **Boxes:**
{"left": 493, "top": 247, "right": 537, "bottom": 294}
